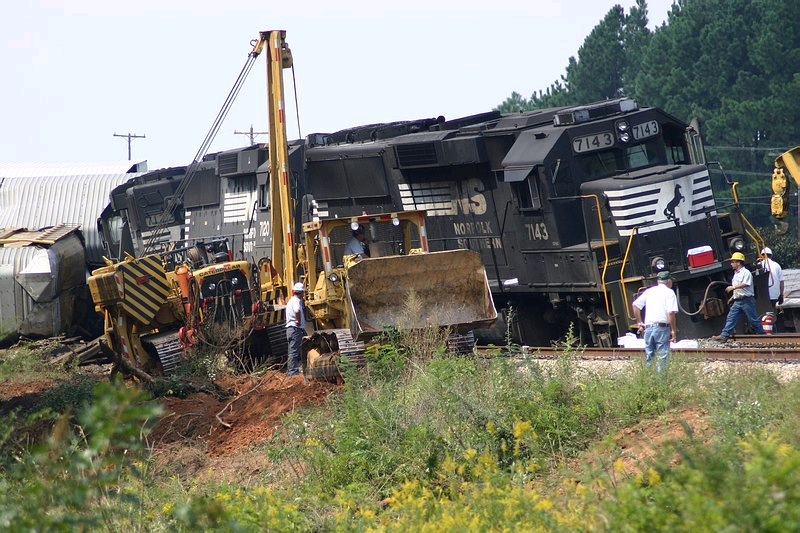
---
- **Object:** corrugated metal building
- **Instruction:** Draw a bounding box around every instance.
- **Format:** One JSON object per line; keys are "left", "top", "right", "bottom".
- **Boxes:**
{"left": 0, "top": 161, "right": 147, "bottom": 342}
{"left": 0, "top": 161, "right": 147, "bottom": 265}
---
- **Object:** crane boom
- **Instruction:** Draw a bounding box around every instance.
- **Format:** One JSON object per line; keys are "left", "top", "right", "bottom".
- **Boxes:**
{"left": 255, "top": 30, "right": 295, "bottom": 292}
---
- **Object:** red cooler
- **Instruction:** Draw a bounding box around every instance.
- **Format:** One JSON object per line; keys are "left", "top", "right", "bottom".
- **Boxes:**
{"left": 688, "top": 245, "right": 714, "bottom": 268}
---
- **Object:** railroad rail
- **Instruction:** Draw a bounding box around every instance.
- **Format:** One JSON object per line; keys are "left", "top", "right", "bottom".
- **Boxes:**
{"left": 476, "top": 334, "right": 800, "bottom": 363}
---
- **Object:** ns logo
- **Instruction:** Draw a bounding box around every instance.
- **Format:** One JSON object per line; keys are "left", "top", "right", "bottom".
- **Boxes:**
{"left": 403, "top": 177, "right": 487, "bottom": 217}
{"left": 452, "top": 178, "right": 487, "bottom": 216}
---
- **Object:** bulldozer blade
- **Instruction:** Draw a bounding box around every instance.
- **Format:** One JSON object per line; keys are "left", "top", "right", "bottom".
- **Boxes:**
{"left": 345, "top": 249, "right": 497, "bottom": 339}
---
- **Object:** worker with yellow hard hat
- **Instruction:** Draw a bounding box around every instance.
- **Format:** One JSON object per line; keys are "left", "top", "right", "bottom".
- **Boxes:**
{"left": 711, "top": 251, "right": 764, "bottom": 342}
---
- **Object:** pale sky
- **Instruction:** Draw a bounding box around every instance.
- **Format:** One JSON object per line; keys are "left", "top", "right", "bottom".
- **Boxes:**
{"left": 2, "top": 0, "right": 676, "bottom": 170}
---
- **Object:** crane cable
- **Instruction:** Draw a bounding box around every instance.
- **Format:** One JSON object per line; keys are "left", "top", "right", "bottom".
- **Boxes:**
{"left": 290, "top": 64, "right": 302, "bottom": 139}
{"left": 144, "top": 44, "right": 263, "bottom": 254}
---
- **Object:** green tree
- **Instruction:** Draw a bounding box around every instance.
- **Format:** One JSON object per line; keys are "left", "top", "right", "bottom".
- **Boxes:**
{"left": 567, "top": 5, "right": 626, "bottom": 102}
{"left": 634, "top": 0, "right": 799, "bottom": 148}
{"left": 495, "top": 91, "right": 531, "bottom": 113}
{"left": 495, "top": 0, "right": 800, "bottom": 235}
{"left": 496, "top": 2, "right": 654, "bottom": 112}
{"left": 709, "top": 0, "right": 800, "bottom": 149}
{"left": 621, "top": 0, "right": 652, "bottom": 95}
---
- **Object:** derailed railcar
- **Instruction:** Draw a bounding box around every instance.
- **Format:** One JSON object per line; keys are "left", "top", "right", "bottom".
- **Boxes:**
{"left": 296, "top": 99, "right": 762, "bottom": 346}
{"left": 0, "top": 226, "right": 89, "bottom": 344}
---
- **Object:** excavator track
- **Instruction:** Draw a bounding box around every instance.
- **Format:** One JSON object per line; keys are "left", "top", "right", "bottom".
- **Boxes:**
{"left": 447, "top": 331, "right": 476, "bottom": 355}
{"left": 141, "top": 331, "right": 183, "bottom": 375}
{"left": 332, "top": 328, "right": 366, "bottom": 366}
{"left": 265, "top": 323, "right": 289, "bottom": 364}
{"left": 304, "top": 328, "right": 366, "bottom": 380}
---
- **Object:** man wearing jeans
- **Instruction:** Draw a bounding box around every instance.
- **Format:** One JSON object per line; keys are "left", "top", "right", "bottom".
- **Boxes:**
{"left": 285, "top": 282, "right": 306, "bottom": 376}
{"left": 712, "top": 252, "right": 765, "bottom": 342}
{"left": 632, "top": 271, "right": 679, "bottom": 373}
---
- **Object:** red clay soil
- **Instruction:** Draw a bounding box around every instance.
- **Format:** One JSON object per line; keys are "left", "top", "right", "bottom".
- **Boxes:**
{"left": 149, "top": 371, "right": 341, "bottom": 457}
{"left": 1, "top": 379, "right": 62, "bottom": 401}
{"left": 564, "top": 406, "right": 712, "bottom": 485}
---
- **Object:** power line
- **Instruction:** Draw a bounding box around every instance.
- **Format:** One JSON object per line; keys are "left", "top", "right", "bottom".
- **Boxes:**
{"left": 706, "top": 145, "right": 791, "bottom": 153}
{"left": 234, "top": 125, "right": 268, "bottom": 146}
{"left": 113, "top": 132, "right": 146, "bottom": 160}
{"left": 716, "top": 170, "right": 769, "bottom": 177}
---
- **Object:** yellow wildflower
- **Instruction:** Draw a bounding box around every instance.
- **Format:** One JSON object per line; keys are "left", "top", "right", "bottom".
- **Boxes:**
{"left": 513, "top": 420, "right": 533, "bottom": 440}
{"left": 535, "top": 498, "right": 553, "bottom": 512}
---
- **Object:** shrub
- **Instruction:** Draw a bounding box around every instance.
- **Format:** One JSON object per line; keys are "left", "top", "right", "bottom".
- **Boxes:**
{"left": 585, "top": 433, "right": 800, "bottom": 532}
{"left": 706, "top": 367, "right": 787, "bottom": 439}
{"left": 0, "top": 379, "right": 162, "bottom": 531}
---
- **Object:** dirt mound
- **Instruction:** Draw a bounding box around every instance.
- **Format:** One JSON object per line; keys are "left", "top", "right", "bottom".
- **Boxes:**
{"left": 561, "top": 406, "right": 712, "bottom": 488}
{"left": 149, "top": 372, "right": 340, "bottom": 457}
{"left": 613, "top": 406, "right": 711, "bottom": 471}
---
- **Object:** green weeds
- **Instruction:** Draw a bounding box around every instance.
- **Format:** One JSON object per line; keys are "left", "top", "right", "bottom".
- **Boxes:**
{"left": 2, "top": 334, "right": 800, "bottom": 531}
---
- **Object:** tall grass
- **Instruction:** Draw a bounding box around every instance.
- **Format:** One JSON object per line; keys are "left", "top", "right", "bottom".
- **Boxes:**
{"left": 2, "top": 336, "right": 800, "bottom": 531}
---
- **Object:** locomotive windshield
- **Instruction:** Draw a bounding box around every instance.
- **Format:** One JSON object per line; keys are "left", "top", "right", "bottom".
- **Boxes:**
{"left": 575, "top": 122, "right": 690, "bottom": 181}
{"left": 577, "top": 138, "right": 660, "bottom": 179}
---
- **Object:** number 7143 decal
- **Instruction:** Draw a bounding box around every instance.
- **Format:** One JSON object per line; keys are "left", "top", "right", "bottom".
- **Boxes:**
{"left": 572, "top": 132, "right": 614, "bottom": 153}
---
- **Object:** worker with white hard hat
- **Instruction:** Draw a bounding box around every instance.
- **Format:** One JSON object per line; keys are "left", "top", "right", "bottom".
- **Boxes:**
{"left": 285, "top": 281, "right": 306, "bottom": 376}
{"left": 759, "top": 246, "right": 785, "bottom": 322}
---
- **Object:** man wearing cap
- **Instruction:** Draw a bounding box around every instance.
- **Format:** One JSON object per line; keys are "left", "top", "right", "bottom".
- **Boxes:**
{"left": 632, "top": 271, "right": 679, "bottom": 373}
{"left": 344, "top": 226, "right": 370, "bottom": 257}
{"left": 712, "top": 252, "right": 765, "bottom": 342}
{"left": 285, "top": 281, "right": 306, "bottom": 376}
{"left": 758, "top": 247, "right": 785, "bottom": 317}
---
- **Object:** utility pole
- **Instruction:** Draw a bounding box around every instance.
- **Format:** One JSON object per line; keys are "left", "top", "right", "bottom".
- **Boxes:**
{"left": 113, "top": 132, "right": 146, "bottom": 160}
{"left": 234, "top": 125, "right": 268, "bottom": 146}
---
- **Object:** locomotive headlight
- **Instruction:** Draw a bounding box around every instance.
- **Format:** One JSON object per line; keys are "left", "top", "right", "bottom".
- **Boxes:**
{"left": 616, "top": 120, "right": 629, "bottom": 132}
{"left": 651, "top": 256, "right": 667, "bottom": 271}
{"left": 618, "top": 131, "right": 631, "bottom": 143}
{"left": 728, "top": 237, "right": 745, "bottom": 251}
{"left": 350, "top": 221, "right": 360, "bottom": 231}
{"left": 392, "top": 216, "right": 400, "bottom": 226}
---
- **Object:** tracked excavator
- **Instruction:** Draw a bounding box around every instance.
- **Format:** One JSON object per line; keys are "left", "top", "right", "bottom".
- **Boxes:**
{"left": 88, "top": 30, "right": 496, "bottom": 381}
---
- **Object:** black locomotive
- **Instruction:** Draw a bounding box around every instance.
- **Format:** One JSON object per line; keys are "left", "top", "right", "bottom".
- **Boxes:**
{"left": 103, "top": 98, "right": 762, "bottom": 346}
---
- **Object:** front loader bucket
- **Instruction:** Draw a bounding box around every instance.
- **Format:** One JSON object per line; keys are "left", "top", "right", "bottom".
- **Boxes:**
{"left": 345, "top": 249, "right": 497, "bottom": 339}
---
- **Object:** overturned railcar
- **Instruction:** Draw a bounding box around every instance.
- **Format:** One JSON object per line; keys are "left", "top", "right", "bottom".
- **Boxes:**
{"left": 108, "top": 99, "right": 762, "bottom": 347}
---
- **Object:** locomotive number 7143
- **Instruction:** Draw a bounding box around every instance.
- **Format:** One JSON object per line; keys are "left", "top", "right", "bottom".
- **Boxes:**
{"left": 525, "top": 222, "right": 549, "bottom": 241}
{"left": 572, "top": 132, "right": 614, "bottom": 153}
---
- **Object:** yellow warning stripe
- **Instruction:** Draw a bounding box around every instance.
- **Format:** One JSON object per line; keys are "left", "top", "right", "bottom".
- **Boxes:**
{"left": 118, "top": 256, "right": 171, "bottom": 325}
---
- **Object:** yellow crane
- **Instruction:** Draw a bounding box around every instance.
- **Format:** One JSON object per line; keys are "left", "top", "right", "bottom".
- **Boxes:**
{"left": 770, "top": 146, "right": 800, "bottom": 235}
{"left": 87, "top": 30, "right": 497, "bottom": 381}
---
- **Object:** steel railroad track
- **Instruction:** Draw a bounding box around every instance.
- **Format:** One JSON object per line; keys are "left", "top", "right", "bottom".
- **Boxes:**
{"left": 476, "top": 334, "right": 800, "bottom": 363}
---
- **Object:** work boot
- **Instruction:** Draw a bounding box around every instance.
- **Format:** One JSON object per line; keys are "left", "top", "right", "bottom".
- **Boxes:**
{"left": 711, "top": 335, "right": 728, "bottom": 343}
